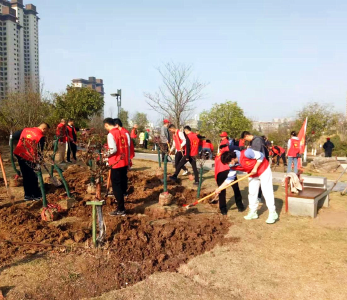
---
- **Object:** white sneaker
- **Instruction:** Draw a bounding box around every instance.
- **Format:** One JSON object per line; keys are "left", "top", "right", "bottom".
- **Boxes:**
{"left": 266, "top": 211, "right": 279, "bottom": 224}
{"left": 182, "top": 170, "right": 189, "bottom": 176}
{"left": 244, "top": 211, "right": 258, "bottom": 220}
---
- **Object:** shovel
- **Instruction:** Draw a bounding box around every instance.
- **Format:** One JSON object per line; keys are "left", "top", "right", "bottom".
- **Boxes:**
{"left": 43, "top": 164, "right": 62, "bottom": 187}
{"left": 105, "top": 169, "right": 113, "bottom": 198}
{"left": 0, "top": 153, "right": 13, "bottom": 203}
{"left": 330, "top": 166, "right": 347, "bottom": 191}
{"left": 183, "top": 174, "right": 251, "bottom": 209}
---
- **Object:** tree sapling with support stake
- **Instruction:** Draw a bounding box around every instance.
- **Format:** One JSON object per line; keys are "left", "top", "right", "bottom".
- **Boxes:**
{"left": 159, "top": 153, "right": 173, "bottom": 206}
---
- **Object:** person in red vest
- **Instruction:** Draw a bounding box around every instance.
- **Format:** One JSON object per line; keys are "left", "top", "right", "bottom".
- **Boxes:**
{"left": 56, "top": 119, "right": 68, "bottom": 164}
{"left": 219, "top": 132, "right": 229, "bottom": 152}
{"left": 113, "top": 117, "right": 135, "bottom": 163}
{"left": 130, "top": 124, "right": 138, "bottom": 146}
{"left": 168, "top": 124, "right": 189, "bottom": 176}
{"left": 196, "top": 130, "right": 206, "bottom": 153}
{"left": 104, "top": 118, "right": 129, "bottom": 216}
{"left": 286, "top": 131, "right": 300, "bottom": 174}
{"left": 13, "top": 122, "right": 50, "bottom": 201}
{"left": 216, "top": 149, "right": 278, "bottom": 224}
{"left": 270, "top": 145, "right": 287, "bottom": 166}
{"left": 169, "top": 126, "right": 200, "bottom": 185}
{"left": 66, "top": 118, "right": 78, "bottom": 163}
{"left": 202, "top": 139, "right": 214, "bottom": 159}
{"left": 214, "top": 144, "right": 244, "bottom": 215}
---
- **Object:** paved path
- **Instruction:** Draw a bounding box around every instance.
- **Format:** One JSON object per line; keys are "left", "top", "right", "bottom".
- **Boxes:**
{"left": 134, "top": 153, "right": 347, "bottom": 192}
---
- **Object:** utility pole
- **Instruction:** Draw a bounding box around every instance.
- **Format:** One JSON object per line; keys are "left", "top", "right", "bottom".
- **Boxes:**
{"left": 111, "top": 89, "right": 122, "bottom": 118}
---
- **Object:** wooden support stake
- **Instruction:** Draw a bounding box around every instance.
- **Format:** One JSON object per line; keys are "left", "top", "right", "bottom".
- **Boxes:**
{"left": 86, "top": 201, "right": 104, "bottom": 247}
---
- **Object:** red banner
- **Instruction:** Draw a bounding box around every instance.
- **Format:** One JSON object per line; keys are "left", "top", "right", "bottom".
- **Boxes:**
{"left": 297, "top": 118, "right": 307, "bottom": 170}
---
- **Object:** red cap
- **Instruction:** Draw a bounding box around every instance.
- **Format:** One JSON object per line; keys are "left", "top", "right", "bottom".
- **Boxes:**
{"left": 220, "top": 132, "right": 228, "bottom": 137}
{"left": 146, "top": 129, "right": 150, "bottom": 132}
{"left": 163, "top": 119, "right": 170, "bottom": 124}
{"left": 327, "top": 137, "right": 330, "bottom": 140}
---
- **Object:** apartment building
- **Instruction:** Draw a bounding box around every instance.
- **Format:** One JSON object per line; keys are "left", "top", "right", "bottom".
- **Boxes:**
{"left": 72, "top": 76, "right": 105, "bottom": 96}
{"left": 0, "top": 0, "right": 39, "bottom": 100}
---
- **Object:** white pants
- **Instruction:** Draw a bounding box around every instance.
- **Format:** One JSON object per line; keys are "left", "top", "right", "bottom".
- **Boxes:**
{"left": 248, "top": 166, "right": 276, "bottom": 213}
{"left": 57, "top": 142, "right": 66, "bottom": 163}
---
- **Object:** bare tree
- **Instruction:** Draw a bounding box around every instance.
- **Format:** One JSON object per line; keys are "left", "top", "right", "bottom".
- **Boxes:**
{"left": 144, "top": 62, "right": 207, "bottom": 128}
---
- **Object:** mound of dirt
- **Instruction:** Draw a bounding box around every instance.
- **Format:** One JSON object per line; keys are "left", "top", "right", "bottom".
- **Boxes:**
{"left": 0, "top": 165, "right": 235, "bottom": 300}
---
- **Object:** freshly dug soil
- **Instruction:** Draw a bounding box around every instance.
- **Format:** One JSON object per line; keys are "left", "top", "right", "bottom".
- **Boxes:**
{"left": 0, "top": 165, "right": 235, "bottom": 300}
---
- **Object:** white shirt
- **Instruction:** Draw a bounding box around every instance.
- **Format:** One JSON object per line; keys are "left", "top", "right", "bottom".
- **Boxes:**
{"left": 107, "top": 132, "right": 117, "bottom": 157}
{"left": 171, "top": 130, "right": 186, "bottom": 152}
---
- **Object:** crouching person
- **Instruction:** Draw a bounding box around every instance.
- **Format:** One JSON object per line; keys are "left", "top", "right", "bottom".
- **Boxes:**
{"left": 215, "top": 149, "right": 278, "bottom": 224}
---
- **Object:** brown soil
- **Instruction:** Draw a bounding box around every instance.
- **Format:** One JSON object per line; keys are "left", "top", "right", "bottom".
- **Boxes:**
{"left": 0, "top": 165, "right": 233, "bottom": 300}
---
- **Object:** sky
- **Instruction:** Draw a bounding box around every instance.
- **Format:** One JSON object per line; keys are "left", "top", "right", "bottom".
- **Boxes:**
{"left": 35, "top": 0, "right": 347, "bottom": 123}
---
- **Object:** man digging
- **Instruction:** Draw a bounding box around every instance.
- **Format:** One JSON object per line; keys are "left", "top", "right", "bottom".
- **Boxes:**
{"left": 215, "top": 148, "right": 278, "bottom": 224}
{"left": 168, "top": 124, "right": 189, "bottom": 176}
{"left": 103, "top": 118, "right": 129, "bottom": 216}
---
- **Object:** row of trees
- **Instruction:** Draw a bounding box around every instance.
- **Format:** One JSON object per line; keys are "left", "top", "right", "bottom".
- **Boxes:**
{"left": 1, "top": 62, "right": 344, "bottom": 151}
{"left": 0, "top": 85, "right": 104, "bottom": 135}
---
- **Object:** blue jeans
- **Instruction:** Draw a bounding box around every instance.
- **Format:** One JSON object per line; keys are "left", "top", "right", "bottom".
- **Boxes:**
{"left": 287, "top": 157, "right": 298, "bottom": 174}
{"left": 202, "top": 148, "right": 213, "bottom": 159}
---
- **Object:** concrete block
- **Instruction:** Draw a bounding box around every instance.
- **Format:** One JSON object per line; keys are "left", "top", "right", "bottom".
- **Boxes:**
{"left": 301, "top": 175, "right": 327, "bottom": 189}
{"left": 288, "top": 191, "right": 329, "bottom": 218}
{"left": 58, "top": 198, "right": 77, "bottom": 210}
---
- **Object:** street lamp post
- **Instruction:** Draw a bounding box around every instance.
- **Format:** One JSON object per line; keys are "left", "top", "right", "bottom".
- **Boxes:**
{"left": 111, "top": 89, "right": 122, "bottom": 118}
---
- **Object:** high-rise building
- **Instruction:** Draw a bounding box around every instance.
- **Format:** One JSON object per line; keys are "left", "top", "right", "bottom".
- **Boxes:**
{"left": 0, "top": 0, "right": 39, "bottom": 100}
{"left": 72, "top": 76, "right": 105, "bottom": 116}
{"left": 72, "top": 76, "right": 105, "bottom": 96}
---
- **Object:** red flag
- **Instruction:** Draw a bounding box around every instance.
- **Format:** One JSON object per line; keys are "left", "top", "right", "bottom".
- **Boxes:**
{"left": 297, "top": 118, "right": 307, "bottom": 154}
{"left": 297, "top": 118, "right": 307, "bottom": 170}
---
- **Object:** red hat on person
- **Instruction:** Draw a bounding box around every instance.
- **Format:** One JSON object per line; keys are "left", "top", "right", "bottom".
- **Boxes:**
{"left": 327, "top": 137, "right": 330, "bottom": 140}
{"left": 220, "top": 132, "right": 228, "bottom": 137}
{"left": 146, "top": 129, "right": 150, "bottom": 132}
{"left": 163, "top": 119, "right": 170, "bottom": 124}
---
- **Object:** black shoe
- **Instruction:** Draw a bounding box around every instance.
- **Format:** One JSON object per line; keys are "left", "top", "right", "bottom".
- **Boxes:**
{"left": 193, "top": 182, "right": 199, "bottom": 186}
{"left": 32, "top": 197, "right": 42, "bottom": 202}
{"left": 169, "top": 176, "right": 177, "bottom": 182}
{"left": 238, "top": 206, "right": 246, "bottom": 212}
{"left": 109, "top": 210, "right": 126, "bottom": 217}
{"left": 221, "top": 210, "right": 228, "bottom": 216}
{"left": 24, "top": 196, "right": 33, "bottom": 201}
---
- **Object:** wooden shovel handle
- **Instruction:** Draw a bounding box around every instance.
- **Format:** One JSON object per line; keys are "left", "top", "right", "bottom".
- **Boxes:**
{"left": 0, "top": 154, "right": 8, "bottom": 188}
{"left": 185, "top": 173, "right": 252, "bottom": 208}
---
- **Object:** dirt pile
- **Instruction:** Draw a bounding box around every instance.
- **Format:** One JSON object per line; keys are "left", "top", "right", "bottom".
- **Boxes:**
{"left": 0, "top": 165, "right": 235, "bottom": 300}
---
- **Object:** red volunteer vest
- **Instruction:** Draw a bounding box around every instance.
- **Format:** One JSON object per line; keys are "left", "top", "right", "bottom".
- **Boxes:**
{"left": 56, "top": 123, "right": 67, "bottom": 142}
{"left": 186, "top": 132, "right": 199, "bottom": 156}
{"left": 239, "top": 139, "right": 245, "bottom": 147}
{"left": 287, "top": 138, "right": 300, "bottom": 157}
{"left": 273, "top": 146, "right": 285, "bottom": 155}
{"left": 214, "top": 147, "right": 230, "bottom": 180}
{"left": 108, "top": 128, "right": 129, "bottom": 168}
{"left": 14, "top": 127, "right": 44, "bottom": 161}
{"left": 121, "top": 127, "right": 135, "bottom": 159}
{"left": 130, "top": 128, "right": 137, "bottom": 139}
{"left": 202, "top": 141, "right": 214, "bottom": 151}
{"left": 232, "top": 150, "right": 269, "bottom": 178}
{"left": 173, "top": 130, "right": 184, "bottom": 151}
{"left": 66, "top": 125, "right": 77, "bottom": 141}
{"left": 220, "top": 139, "right": 229, "bottom": 147}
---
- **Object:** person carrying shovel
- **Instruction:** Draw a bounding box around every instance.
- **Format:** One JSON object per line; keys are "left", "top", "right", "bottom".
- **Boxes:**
{"left": 168, "top": 124, "right": 189, "bottom": 176}
{"left": 216, "top": 148, "right": 278, "bottom": 224}
{"left": 170, "top": 126, "right": 200, "bottom": 186}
